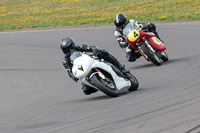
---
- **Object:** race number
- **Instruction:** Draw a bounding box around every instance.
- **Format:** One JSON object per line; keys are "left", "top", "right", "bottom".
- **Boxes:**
{"left": 134, "top": 31, "right": 139, "bottom": 37}
{"left": 128, "top": 30, "right": 140, "bottom": 42}
{"left": 152, "top": 37, "right": 161, "bottom": 45}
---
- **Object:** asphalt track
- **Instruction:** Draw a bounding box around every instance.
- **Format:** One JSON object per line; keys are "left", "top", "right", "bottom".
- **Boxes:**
{"left": 0, "top": 21, "right": 200, "bottom": 133}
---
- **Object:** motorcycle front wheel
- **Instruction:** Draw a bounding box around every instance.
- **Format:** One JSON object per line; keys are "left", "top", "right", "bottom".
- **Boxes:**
{"left": 90, "top": 74, "right": 119, "bottom": 97}
{"left": 140, "top": 43, "right": 161, "bottom": 66}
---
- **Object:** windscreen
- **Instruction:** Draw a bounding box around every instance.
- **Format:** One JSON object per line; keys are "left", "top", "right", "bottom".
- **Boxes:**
{"left": 70, "top": 51, "right": 82, "bottom": 62}
{"left": 123, "top": 23, "right": 135, "bottom": 37}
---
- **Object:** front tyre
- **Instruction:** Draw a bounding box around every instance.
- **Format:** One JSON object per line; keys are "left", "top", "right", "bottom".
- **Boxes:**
{"left": 90, "top": 74, "right": 119, "bottom": 97}
{"left": 140, "top": 43, "right": 161, "bottom": 66}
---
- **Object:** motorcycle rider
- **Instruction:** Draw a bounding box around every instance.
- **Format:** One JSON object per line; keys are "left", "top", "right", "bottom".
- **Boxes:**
{"left": 60, "top": 37, "right": 126, "bottom": 95}
{"left": 114, "top": 13, "right": 164, "bottom": 62}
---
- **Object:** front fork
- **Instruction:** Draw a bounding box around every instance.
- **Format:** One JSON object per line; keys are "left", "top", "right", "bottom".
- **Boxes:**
{"left": 136, "top": 39, "right": 156, "bottom": 61}
{"left": 136, "top": 43, "right": 149, "bottom": 61}
{"left": 87, "top": 67, "right": 105, "bottom": 80}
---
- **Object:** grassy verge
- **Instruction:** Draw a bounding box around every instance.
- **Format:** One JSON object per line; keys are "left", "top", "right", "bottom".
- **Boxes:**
{"left": 0, "top": 0, "right": 200, "bottom": 30}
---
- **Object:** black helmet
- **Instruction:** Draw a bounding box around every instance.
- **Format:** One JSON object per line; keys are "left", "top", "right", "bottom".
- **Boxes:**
{"left": 114, "top": 13, "right": 127, "bottom": 28}
{"left": 60, "top": 37, "right": 75, "bottom": 54}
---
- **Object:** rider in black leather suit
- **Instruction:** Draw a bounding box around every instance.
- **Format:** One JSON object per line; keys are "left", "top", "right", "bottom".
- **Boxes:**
{"left": 60, "top": 37, "right": 125, "bottom": 95}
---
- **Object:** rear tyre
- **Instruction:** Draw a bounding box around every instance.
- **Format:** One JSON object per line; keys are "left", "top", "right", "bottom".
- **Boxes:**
{"left": 90, "top": 74, "right": 119, "bottom": 97}
{"left": 127, "top": 73, "right": 139, "bottom": 91}
{"left": 160, "top": 51, "right": 169, "bottom": 62}
{"left": 140, "top": 43, "right": 161, "bottom": 66}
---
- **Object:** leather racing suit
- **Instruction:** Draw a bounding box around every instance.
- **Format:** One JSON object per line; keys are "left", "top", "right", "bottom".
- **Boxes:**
{"left": 62, "top": 44, "right": 125, "bottom": 95}
{"left": 114, "top": 19, "right": 163, "bottom": 62}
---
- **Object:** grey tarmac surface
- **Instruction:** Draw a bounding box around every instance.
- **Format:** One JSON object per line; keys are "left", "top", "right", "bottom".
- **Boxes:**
{"left": 0, "top": 21, "right": 200, "bottom": 133}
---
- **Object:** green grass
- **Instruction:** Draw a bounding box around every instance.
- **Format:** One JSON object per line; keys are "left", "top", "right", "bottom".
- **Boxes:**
{"left": 0, "top": 0, "right": 200, "bottom": 30}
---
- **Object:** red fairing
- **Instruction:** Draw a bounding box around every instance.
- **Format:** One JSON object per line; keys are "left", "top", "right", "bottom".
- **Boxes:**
{"left": 126, "top": 29, "right": 155, "bottom": 49}
{"left": 126, "top": 37, "right": 138, "bottom": 50}
{"left": 126, "top": 29, "right": 145, "bottom": 50}
{"left": 126, "top": 29, "right": 166, "bottom": 51}
{"left": 147, "top": 37, "right": 166, "bottom": 51}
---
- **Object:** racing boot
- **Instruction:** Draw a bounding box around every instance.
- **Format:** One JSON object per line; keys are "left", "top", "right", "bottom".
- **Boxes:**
{"left": 98, "top": 49, "right": 127, "bottom": 72}
{"left": 147, "top": 23, "right": 164, "bottom": 43}
{"left": 126, "top": 51, "right": 136, "bottom": 62}
{"left": 126, "top": 46, "right": 140, "bottom": 62}
{"left": 153, "top": 31, "right": 164, "bottom": 43}
{"left": 134, "top": 51, "right": 142, "bottom": 59}
{"left": 107, "top": 54, "right": 125, "bottom": 70}
{"left": 112, "top": 57, "right": 131, "bottom": 73}
{"left": 82, "top": 83, "right": 98, "bottom": 95}
{"left": 107, "top": 54, "right": 130, "bottom": 74}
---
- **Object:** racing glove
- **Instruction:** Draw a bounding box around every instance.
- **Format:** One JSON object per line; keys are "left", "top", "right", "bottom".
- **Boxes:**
{"left": 117, "top": 37, "right": 128, "bottom": 48}
{"left": 138, "top": 22, "right": 149, "bottom": 32}
{"left": 90, "top": 47, "right": 102, "bottom": 57}
{"left": 67, "top": 70, "right": 78, "bottom": 82}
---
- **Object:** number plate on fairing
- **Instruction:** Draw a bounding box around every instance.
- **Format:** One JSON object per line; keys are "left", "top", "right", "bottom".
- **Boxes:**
{"left": 152, "top": 37, "right": 161, "bottom": 45}
{"left": 127, "top": 29, "right": 140, "bottom": 42}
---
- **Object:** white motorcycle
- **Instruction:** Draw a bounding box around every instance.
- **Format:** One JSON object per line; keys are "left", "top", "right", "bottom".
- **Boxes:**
{"left": 70, "top": 51, "right": 139, "bottom": 97}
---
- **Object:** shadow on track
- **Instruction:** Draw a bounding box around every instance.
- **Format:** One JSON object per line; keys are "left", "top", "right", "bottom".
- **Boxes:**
{"left": 130, "top": 57, "right": 191, "bottom": 70}
{"left": 68, "top": 88, "right": 145, "bottom": 103}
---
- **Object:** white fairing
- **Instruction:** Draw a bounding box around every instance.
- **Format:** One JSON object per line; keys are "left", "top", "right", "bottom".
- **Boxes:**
{"left": 72, "top": 54, "right": 94, "bottom": 79}
{"left": 72, "top": 53, "right": 131, "bottom": 91}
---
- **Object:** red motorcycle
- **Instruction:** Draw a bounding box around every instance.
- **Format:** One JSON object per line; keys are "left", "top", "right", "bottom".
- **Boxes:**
{"left": 126, "top": 27, "right": 168, "bottom": 66}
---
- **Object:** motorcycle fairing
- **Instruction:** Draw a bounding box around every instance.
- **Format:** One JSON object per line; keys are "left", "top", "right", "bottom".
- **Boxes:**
{"left": 90, "top": 61, "right": 131, "bottom": 91}
{"left": 147, "top": 37, "right": 166, "bottom": 51}
{"left": 72, "top": 54, "right": 94, "bottom": 79}
{"left": 126, "top": 28, "right": 143, "bottom": 49}
{"left": 127, "top": 28, "right": 166, "bottom": 51}
{"left": 72, "top": 53, "right": 131, "bottom": 91}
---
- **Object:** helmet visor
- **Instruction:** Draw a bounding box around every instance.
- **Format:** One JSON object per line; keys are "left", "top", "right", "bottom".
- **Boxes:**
{"left": 62, "top": 45, "right": 73, "bottom": 54}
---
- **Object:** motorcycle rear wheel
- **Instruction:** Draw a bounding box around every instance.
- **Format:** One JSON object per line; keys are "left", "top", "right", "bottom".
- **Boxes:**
{"left": 126, "top": 73, "right": 139, "bottom": 91}
{"left": 90, "top": 74, "right": 119, "bottom": 97}
{"left": 140, "top": 43, "right": 161, "bottom": 66}
{"left": 160, "top": 51, "right": 169, "bottom": 62}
